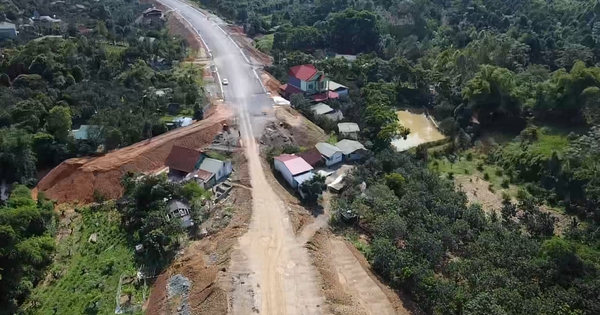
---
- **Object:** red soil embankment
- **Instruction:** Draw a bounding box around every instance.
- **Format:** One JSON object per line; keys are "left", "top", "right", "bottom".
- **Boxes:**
{"left": 36, "top": 107, "right": 232, "bottom": 204}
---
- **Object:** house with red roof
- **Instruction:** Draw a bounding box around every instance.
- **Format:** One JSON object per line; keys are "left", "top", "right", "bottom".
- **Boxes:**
{"left": 280, "top": 64, "right": 346, "bottom": 102}
{"left": 273, "top": 153, "right": 315, "bottom": 190}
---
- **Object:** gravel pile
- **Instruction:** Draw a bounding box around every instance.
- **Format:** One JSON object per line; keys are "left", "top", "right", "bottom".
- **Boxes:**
{"left": 167, "top": 274, "right": 192, "bottom": 315}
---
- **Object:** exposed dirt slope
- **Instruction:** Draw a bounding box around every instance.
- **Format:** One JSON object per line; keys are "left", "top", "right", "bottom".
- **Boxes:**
{"left": 37, "top": 106, "right": 232, "bottom": 203}
{"left": 274, "top": 105, "right": 327, "bottom": 148}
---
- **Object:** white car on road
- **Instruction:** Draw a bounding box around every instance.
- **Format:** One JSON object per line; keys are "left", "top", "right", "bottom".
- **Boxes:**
{"left": 222, "top": 78, "right": 228, "bottom": 85}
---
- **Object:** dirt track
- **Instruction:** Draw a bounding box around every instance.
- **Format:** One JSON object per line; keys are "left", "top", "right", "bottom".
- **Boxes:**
{"left": 36, "top": 106, "right": 232, "bottom": 203}
{"left": 226, "top": 103, "right": 326, "bottom": 314}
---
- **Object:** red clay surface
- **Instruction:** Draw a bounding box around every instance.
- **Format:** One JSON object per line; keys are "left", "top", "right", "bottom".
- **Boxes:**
{"left": 36, "top": 106, "right": 232, "bottom": 203}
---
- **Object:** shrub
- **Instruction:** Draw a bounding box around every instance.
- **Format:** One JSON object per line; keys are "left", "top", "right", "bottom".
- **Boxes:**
{"left": 476, "top": 162, "right": 484, "bottom": 172}
{"left": 466, "top": 152, "right": 473, "bottom": 161}
{"left": 483, "top": 172, "right": 490, "bottom": 181}
{"left": 447, "top": 172, "right": 454, "bottom": 179}
{"left": 495, "top": 169, "right": 503, "bottom": 176}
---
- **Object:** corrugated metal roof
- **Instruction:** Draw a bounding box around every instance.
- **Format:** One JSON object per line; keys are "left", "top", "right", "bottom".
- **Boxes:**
{"left": 168, "top": 200, "right": 189, "bottom": 212}
{"left": 288, "top": 64, "right": 318, "bottom": 81}
{"left": 328, "top": 81, "right": 347, "bottom": 91}
{"left": 0, "top": 22, "right": 16, "bottom": 30}
{"left": 338, "top": 122, "right": 360, "bottom": 133}
{"left": 293, "top": 171, "right": 315, "bottom": 186}
{"left": 311, "top": 91, "right": 339, "bottom": 102}
{"left": 274, "top": 154, "right": 297, "bottom": 163}
{"left": 199, "top": 157, "right": 224, "bottom": 175}
{"left": 279, "top": 155, "right": 313, "bottom": 175}
{"left": 71, "top": 125, "right": 101, "bottom": 140}
{"left": 336, "top": 139, "right": 366, "bottom": 155}
{"left": 315, "top": 142, "right": 341, "bottom": 158}
{"left": 311, "top": 103, "right": 334, "bottom": 115}
{"left": 165, "top": 146, "right": 203, "bottom": 173}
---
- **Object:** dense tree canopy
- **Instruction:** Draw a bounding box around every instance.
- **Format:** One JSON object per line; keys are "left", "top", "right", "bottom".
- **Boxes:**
{"left": 0, "top": 186, "right": 55, "bottom": 314}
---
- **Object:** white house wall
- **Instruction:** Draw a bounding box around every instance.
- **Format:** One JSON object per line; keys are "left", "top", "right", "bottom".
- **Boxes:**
{"left": 326, "top": 152, "right": 344, "bottom": 166}
{"left": 274, "top": 160, "right": 296, "bottom": 188}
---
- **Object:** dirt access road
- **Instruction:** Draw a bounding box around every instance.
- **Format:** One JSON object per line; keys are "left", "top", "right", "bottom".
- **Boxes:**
{"left": 157, "top": 0, "right": 326, "bottom": 314}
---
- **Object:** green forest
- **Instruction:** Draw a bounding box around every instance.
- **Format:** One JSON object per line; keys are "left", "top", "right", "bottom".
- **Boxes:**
{"left": 192, "top": 0, "right": 600, "bottom": 314}
{"left": 0, "top": 0, "right": 205, "bottom": 186}
{"left": 2, "top": 0, "right": 600, "bottom": 314}
{"left": 0, "top": 0, "right": 208, "bottom": 313}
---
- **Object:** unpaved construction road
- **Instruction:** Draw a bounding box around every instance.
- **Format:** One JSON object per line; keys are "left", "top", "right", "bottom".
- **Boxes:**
{"left": 158, "top": 0, "right": 326, "bottom": 314}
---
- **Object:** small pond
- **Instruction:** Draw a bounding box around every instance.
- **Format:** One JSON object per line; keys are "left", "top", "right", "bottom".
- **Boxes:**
{"left": 391, "top": 110, "right": 445, "bottom": 151}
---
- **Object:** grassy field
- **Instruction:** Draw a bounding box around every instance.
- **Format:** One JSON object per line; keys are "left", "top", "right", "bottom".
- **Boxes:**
{"left": 430, "top": 149, "right": 518, "bottom": 195}
{"left": 23, "top": 205, "right": 145, "bottom": 315}
{"left": 503, "top": 127, "right": 570, "bottom": 158}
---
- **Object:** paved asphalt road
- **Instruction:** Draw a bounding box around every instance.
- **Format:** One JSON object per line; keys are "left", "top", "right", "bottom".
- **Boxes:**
{"left": 158, "top": 0, "right": 271, "bottom": 137}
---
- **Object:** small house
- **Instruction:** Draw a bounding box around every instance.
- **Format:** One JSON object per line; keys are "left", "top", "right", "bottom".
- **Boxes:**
{"left": 310, "top": 103, "right": 343, "bottom": 121}
{"left": 280, "top": 64, "right": 340, "bottom": 102}
{"left": 273, "top": 154, "right": 314, "bottom": 189}
{"left": 198, "top": 157, "right": 232, "bottom": 186}
{"left": 71, "top": 125, "right": 102, "bottom": 140}
{"left": 167, "top": 200, "right": 193, "bottom": 228}
{"left": 336, "top": 139, "right": 367, "bottom": 161}
{"left": 315, "top": 142, "right": 343, "bottom": 166}
{"left": 337, "top": 122, "right": 360, "bottom": 140}
{"left": 0, "top": 22, "right": 17, "bottom": 39}
{"left": 165, "top": 145, "right": 204, "bottom": 179}
{"left": 137, "top": 7, "right": 164, "bottom": 27}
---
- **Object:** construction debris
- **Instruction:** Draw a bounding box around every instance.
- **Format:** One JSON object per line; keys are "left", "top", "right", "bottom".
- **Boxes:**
{"left": 167, "top": 274, "right": 192, "bottom": 315}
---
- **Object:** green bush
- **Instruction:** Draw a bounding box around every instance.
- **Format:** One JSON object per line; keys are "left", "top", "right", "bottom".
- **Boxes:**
{"left": 501, "top": 179, "right": 510, "bottom": 188}
{"left": 477, "top": 162, "right": 484, "bottom": 172}
{"left": 483, "top": 172, "right": 490, "bottom": 181}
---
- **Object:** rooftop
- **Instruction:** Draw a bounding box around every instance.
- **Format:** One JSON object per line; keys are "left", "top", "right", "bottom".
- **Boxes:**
{"left": 311, "top": 91, "right": 339, "bottom": 102}
{"left": 298, "top": 148, "right": 322, "bottom": 166}
{"left": 335, "top": 54, "right": 357, "bottom": 62}
{"left": 328, "top": 81, "right": 347, "bottom": 91}
{"left": 336, "top": 139, "right": 366, "bottom": 155}
{"left": 315, "top": 142, "right": 342, "bottom": 158}
{"left": 293, "top": 171, "right": 315, "bottom": 187}
{"left": 143, "top": 7, "right": 162, "bottom": 14}
{"left": 199, "top": 157, "right": 225, "bottom": 175}
{"left": 275, "top": 154, "right": 313, "bottom": 175}
{"left": 174, "top": 116, "right": 193, "bottom": 127}
{"left": 338, "top": 122, "right": 360, "bottom": 133}
{"left": 71, "top": 125, "right": 101, "bottom": 140}
{"left": 165, "top": 145, "right": 203, "bottom": 173}
{"left": 188, "top": 169, "right": 214, "bottom": 182}
{"left": 311, "top": 103, "right": 335, "bottom": 116}
{"left": 288, "top": 64, "right": 318, "bottom": 81}
{"left": 280, "top": 83, "right": 303, "bottom": 95}
{"left": 168, "top": 200, "right": 189, "bottom": 212}
{"left": 0, "top": 22, "right": 16, "bottom": 30}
